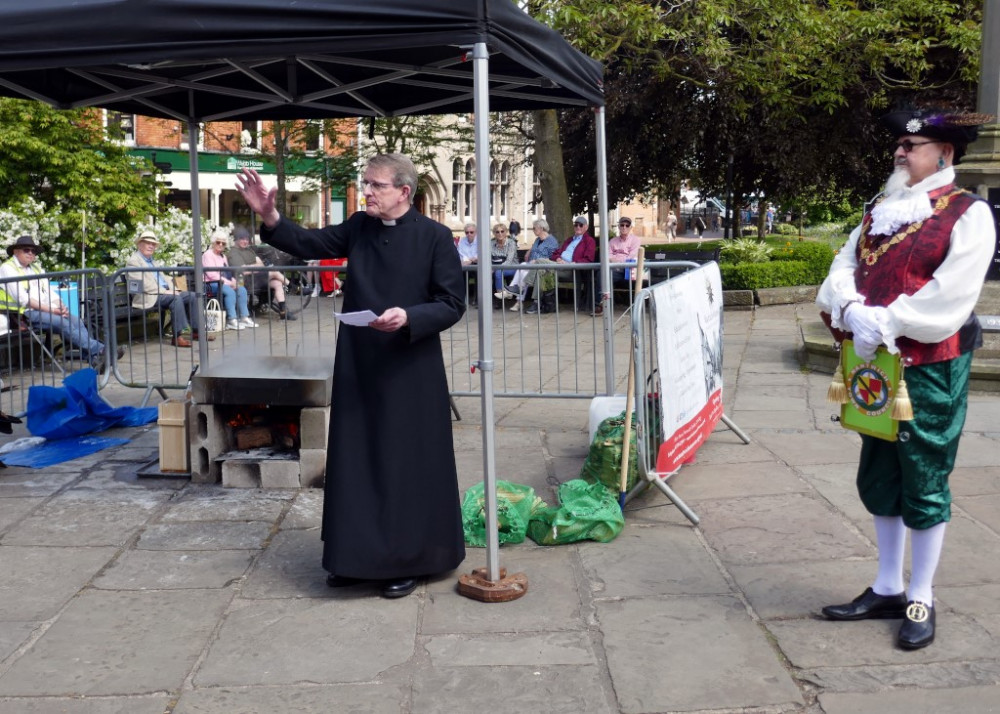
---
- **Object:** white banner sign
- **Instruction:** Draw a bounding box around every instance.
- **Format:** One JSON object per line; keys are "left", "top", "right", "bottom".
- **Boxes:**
{"left": 652, "top": 263, "right": 724, "bottom": 474}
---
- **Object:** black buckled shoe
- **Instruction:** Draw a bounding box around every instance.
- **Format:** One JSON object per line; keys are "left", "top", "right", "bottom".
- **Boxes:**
{"left": 898, "top": 601, "right": 935, "bottom": 650}
{"left": 381, "top": 577, "right": 418, "bottom": 599}
{"left": 821, "top": 587, "right": 907, "bottom": 621}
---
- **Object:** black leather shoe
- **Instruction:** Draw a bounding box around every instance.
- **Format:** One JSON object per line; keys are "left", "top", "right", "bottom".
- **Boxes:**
{"left": 525, "top": 304, "right": 539, "bottom": 314}
{"left": 326, "top": 573, "right": 367, "bottom": 588}
{"left": 821, "top": 587, "right": 907, "bottom": 621}
{"left": 898, "top": 601, "right": 935, "bottom": 649}
{"left": 381, "top": 577, "right": 418, "bottom": 599}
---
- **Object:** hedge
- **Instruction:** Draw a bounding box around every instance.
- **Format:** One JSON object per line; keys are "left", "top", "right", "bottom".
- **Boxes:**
{"left": 637, "top": 239, "right": 835, "bottom": 290}
{"left": 720, "top": 260, "right": 816, "bottom": 290}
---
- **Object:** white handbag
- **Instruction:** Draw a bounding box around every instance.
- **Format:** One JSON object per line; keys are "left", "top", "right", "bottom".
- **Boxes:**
{"left": 204, "top": 298, "right": 225, "bottom": 333}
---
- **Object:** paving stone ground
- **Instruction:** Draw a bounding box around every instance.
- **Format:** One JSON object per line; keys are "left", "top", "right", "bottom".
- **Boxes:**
{"left": 0, "top": 303, "right": 998, "bottom": 713}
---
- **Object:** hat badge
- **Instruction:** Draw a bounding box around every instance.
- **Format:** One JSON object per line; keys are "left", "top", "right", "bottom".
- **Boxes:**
{"left": 905, "top": 118, "right": 923, "bottom": 133}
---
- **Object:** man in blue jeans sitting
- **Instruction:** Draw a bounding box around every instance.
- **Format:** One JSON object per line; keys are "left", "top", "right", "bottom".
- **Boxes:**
{"left": 0, "top": 235, "right": 124, "bottom": 370}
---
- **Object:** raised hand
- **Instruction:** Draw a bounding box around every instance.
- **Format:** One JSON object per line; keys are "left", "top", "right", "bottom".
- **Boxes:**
{"left": 235, "top": 168, "right": 281, "bottom": 227}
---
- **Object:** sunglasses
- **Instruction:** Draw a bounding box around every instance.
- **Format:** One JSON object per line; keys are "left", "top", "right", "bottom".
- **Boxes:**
{"left": 493, "top": 229, "right": 507, "bottom": 234}
{"left": 618, "top": 222, "right": 630, "bottom": 227}
{"left": 573, "top": 222, "right": 586, "bottom": 227}
{"left": 19, "top": 247, "right": 39, "bottom": 255}
{"left": 464, "top": 230, "right": 476, "bottom": 234}
{"left": 897, "top": 139, "right": 940, "bottom": 153}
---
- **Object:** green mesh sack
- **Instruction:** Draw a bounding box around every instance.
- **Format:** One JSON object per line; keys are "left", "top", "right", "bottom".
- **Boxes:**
{"left": 526, "top": 479, "right": 625, "bottom": 545}
{"left": 580, "top": 411, "right": 641, "bottom": 493}
{"left": 461, "top": 480, "right": 548, "bottom": 547}
{"left": 538, "top": 269, "right": 557, "bottom": 292}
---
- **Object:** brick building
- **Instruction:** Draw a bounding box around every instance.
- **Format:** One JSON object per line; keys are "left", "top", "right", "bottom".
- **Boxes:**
{"left": 108, "top": 112, "right": 355, "bottom": 231}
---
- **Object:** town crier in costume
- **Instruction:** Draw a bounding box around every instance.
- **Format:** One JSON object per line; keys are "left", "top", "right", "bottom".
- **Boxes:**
{"left": 236, "top": 154, "right": 466, "bottom": 599}
{"left": 816, "top": 107, "right": 996, "bottom": 649}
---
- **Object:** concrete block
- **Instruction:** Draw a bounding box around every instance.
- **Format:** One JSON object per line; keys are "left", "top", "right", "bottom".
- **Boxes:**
{"left": 756, "top": 285, "right": 817, "bottom": 306}
{"left": 259, "top": 460, "right": 301, "bottom": 488}
{"left": 299, "top": 406, "right": 330, "bottom": 450}
{"left": 191, "top": 446, "right": 220, "bottom": 484}
{"left": 722, "top": 289, "right": 755, "bottom": 310}
{"left": 299, "top": 448, "right": 327, "bottom": 488}
{"left": 222, "top": 461, "right": 261, "bottom": 488}
{"left": 189, "top": 404, "right": 228, "bottom": 484}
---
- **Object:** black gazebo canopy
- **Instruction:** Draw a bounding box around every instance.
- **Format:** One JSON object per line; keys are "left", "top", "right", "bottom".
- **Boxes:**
{"left": 0, "top": 0, "right": 602, "bottom": 121}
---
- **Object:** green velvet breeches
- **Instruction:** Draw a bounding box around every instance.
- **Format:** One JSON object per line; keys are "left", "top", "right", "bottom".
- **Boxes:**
{"left": 856, "top": 352, "right": 972, "bottom": 530}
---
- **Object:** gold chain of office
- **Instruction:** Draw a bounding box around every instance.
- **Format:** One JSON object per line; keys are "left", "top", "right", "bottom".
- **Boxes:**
{"left": 859, "top": 189, "right": 964, "bottom": 267}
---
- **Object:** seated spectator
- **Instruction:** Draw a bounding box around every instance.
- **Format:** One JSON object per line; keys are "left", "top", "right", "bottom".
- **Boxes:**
{"left": 504, "top": 216, "right": 595, "bottom": 314}
{"left": 0, "top": 235, "right": 124, "bottom": 370}
{"left": 583, "top": 215, "right": 641, "bottom": 317}
{"left": 126, "top": 230, "right": 214, "bottom": 347}
{"left": 202, "top": 232, "right": 256, "bottom": 330}
{"left": 496, "top": 218, "right": 558, "bottom": 312}
{"left": 546, "top": 215, "right": 597, "bottom": 314}
{"left": 456, "top": 222, "right": 479, "bottom": 307}
{"left": 226, "top": 226, "right": 297, "bottom": 320}
{"left": 489, "top": 223, "right": 518, "bottom": 308}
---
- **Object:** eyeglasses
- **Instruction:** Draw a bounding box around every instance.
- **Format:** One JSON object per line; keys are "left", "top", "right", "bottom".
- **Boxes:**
{"left": 618, "top": 222, "right": 630, "bottom": 227}
{"left": 493, "top": 229, "right": 507, "bottom": 234}
{"left": 464, "top": 230, "right": 476, "bottom": 234}
{"left": 573, "top": 222, "right": 585, "bottom": 227}
{"left": 897, "top": 139, "right": 941, "bottom": 153}
{"left": 362, "top": 179, "right": 395, "bottom": 191}
{"left": 213, "top": 241, "right": 227, "bottom": 246}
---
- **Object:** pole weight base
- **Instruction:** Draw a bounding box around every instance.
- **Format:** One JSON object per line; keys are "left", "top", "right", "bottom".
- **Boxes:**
{"left": 457, "top": 567, "right": 528, "bottom": 602}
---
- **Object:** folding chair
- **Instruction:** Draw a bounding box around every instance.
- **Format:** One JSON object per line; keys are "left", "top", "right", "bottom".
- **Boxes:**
{"left": 4, "top": 310, "right": 65, "bottom": 375}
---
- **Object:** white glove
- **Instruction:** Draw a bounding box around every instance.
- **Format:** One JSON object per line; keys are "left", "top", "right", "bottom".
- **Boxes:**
{"left": 844, "top": 303, "right": 885, "bottom": 361}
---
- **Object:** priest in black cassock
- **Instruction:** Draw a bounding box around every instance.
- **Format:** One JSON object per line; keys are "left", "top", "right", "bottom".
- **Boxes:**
{"left": 236, "top": 154, "right": 466, "bottom": 599}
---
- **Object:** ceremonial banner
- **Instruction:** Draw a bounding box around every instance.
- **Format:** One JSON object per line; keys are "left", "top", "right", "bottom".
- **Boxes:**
{"left": 652, "top": 263, "right": 724, "bottom": 474}
{"left": 839, "top": 340, "right": 901, "bottom": 441}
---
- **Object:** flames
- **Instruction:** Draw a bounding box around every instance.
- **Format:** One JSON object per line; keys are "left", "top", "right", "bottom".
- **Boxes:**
{"left": 223, "top": 405, "right": 301, "bottom": 450}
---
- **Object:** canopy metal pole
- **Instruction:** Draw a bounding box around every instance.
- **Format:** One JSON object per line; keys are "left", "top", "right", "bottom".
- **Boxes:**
{"left": 455, "top": 41, "right": 527, "bottom": 602}
{"left": 596, "top": 106, "right": 613, "bottom": 393}
{"left": 187, "top": 110, "right": 208, "bottom": 365}
{"left": 472, "top": 42, "right": 500, "bottom": 583}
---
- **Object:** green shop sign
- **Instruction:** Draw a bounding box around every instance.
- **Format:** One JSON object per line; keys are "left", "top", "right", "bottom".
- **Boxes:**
{"left": 225, "top": 156, "right": 266, "bottom": 172}
{"left": 131, "top": 149, "right": 330, "bottom": 176}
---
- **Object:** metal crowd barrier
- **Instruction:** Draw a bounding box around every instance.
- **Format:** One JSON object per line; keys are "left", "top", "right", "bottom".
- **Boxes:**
{"left": 0, "top": 259, "right": 711, "bottom": 415}
{"left": 626, "top": 262, "right": 750, "bottom": 523}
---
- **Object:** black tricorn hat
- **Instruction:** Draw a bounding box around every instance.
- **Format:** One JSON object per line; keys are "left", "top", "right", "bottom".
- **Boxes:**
{"left": 6, "top": 235, "right": 43, "bottom": 256}
{"left": 880, "top": 108, "right": 993, "bottom": 158}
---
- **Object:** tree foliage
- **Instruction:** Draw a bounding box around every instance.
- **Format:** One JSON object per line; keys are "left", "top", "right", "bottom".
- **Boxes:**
{"left": 247, "top": 119, "right": 358, "bottom": 222}
{"left": 551, "top": 0, "right": 983, "bottom": 219}
{"left": 363, "top": 116, "right": 475, "bottom": 194}
{"left": 0, "top": 98, "right": 162, "bottom": 267}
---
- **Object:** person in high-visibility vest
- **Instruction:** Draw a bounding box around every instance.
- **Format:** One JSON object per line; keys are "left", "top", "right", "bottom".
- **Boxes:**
{"left": 0, "top": 235, "right": 121, "bottom": 371}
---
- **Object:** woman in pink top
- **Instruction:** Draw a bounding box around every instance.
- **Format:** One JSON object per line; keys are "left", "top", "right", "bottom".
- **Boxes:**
{"left": 203, "top": 233, "right": 256, "bottom": 329}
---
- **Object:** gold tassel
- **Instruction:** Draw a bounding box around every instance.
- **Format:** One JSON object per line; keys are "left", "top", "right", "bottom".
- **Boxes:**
{"left": 892, "top": 374, "right": 913, "bottom": 421}
{"left": 827, "top": 360, "right": 849, "bottom": 404}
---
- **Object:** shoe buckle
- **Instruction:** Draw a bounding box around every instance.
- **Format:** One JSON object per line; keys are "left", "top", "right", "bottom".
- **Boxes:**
{"left": 906, "top": 601, "right": 930, "bottom": 622}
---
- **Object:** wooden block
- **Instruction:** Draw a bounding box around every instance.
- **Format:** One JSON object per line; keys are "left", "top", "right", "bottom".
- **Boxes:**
{"left": 158, "top": 400, "right": 190, "bottom": 473}
{"left": 235, "top": 426, "right": 273, "bottom": 450}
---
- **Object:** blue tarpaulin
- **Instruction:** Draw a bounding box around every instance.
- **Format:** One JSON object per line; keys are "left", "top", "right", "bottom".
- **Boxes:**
{"left": 25, "top": 369, "right": 157, "bottom": 440}
{"left": 1, "top": 435, "right": 130, "bottom": 468}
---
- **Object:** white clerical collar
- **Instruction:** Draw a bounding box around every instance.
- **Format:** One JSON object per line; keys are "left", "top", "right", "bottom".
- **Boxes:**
{"left": 381, "top": 219, "right": 397, "bottom": 226}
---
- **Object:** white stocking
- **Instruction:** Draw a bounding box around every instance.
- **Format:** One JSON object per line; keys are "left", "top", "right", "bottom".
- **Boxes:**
{"left": 908, "top": 521, "right": 946, "bottom": 605}
{"left": 872, "top": 515, "right": 906, "bottom": 596}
